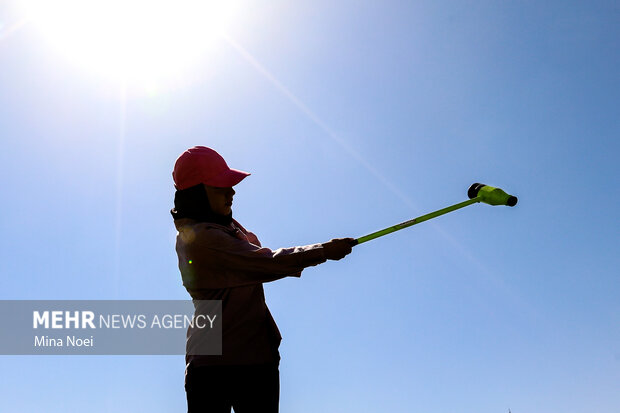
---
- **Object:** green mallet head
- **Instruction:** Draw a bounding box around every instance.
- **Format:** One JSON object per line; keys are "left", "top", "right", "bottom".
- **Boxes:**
{"left": 468, "top": 183, "right": 518, "bottom": 206}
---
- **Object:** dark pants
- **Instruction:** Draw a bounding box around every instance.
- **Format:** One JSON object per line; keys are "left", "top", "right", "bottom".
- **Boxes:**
{"left": 185, "top": 363, "right": 280, "bottom": 413}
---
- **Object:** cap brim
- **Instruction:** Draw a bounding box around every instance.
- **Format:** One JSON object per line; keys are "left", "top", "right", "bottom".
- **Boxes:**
{"left": 207, "top": 168, "right": 250, "bottom": 187}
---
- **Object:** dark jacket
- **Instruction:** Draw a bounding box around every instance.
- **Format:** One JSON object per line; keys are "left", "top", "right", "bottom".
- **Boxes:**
{"left": 174, "top": 218, "right": 326, "bottom": 366}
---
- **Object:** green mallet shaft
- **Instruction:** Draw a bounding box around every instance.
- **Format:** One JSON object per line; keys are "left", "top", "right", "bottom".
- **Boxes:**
{"left": 352, "top": 183, "right": 517, "bottom": 246}
{"left": 354, "top": 197, "right": 479, "bottom": 245}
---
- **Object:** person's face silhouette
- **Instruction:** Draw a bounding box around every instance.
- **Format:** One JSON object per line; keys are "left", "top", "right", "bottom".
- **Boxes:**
{"left": 204, "top": 185, "right": 235, "bottom": 216}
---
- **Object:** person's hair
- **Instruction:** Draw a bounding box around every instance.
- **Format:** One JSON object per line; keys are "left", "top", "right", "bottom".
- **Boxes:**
{"left": 171, "top": 184, "right": 233, "bottom": 226}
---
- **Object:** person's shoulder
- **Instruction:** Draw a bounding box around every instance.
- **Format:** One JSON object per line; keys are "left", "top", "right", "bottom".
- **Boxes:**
{"left": 175, "top": 219, "right": 234, "bottom": 246}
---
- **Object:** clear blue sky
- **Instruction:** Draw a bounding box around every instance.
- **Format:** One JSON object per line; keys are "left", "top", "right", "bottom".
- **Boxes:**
{"left": 1, "top": 1, "right": 618, "bottom": 412}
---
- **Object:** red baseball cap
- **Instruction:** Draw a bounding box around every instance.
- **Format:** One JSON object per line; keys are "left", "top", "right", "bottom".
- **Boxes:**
{"left": 172, "top": 146, "right": 250, "bottom": 189}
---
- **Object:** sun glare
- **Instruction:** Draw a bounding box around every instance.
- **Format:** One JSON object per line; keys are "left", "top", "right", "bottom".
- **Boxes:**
{"left": 19, "top": 0, "right": 239, "bottom": 90}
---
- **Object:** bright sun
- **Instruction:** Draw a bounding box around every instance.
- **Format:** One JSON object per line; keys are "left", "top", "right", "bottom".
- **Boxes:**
{"left": 18, "top": 0, "right": 239, "bottom": 89}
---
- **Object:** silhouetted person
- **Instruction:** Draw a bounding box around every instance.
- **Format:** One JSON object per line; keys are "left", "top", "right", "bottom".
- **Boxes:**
{"left": 171, "top": 146, "right": 353, "bottom": 412}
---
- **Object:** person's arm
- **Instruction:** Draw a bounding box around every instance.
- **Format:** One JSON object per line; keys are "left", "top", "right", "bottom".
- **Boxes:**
{"left": 176, "top": 224, "right": 353, "bottom": 289}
